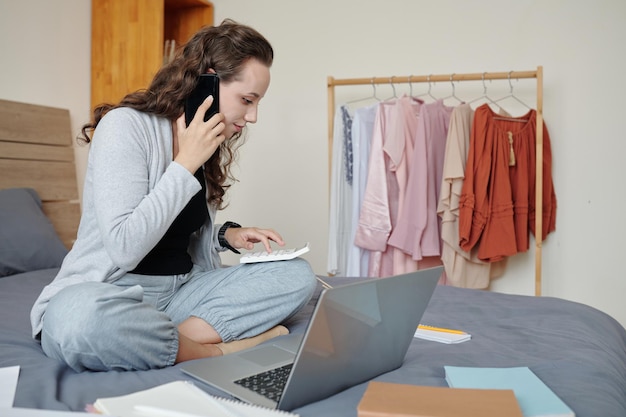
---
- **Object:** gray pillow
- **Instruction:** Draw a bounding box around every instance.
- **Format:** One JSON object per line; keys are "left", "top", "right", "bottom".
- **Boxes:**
{"left": 0, "top": 188, "right": 68, "bottom": 277}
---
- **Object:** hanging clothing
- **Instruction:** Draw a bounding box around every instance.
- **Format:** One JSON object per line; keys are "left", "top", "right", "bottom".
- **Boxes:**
{"left": 346, "top": 103, "right": 377, "bottom": 277}
{"left": 354, "top": 99, "right": 408, "bottom": 277}
{"left": 327, "top": 106, "right": 353, "bottom": 275}
{"left": 388, "top": 100, "right": 453, "bottom": 261}
{"left": 383, "top": 96, "right": 423, "bottom": 275}
{"left": 437, "top": 103, "right": 506, "bottom": 288}
{"left": 458, "top": 104, "right": 557, "bottom": 262}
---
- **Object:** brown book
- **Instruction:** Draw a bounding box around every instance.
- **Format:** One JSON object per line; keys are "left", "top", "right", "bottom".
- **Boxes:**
{"left": 357, "top": 381, "right": 524, "bottom": 417}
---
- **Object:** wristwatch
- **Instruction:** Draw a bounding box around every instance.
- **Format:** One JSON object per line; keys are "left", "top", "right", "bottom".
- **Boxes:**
{"left": 218, "top": 221, "right": 241, "bottom": 254}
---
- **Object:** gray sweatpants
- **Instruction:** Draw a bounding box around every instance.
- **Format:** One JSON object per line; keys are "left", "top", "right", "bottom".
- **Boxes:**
{"left": 40, "top": 258, "right": 317, "bottom": 371}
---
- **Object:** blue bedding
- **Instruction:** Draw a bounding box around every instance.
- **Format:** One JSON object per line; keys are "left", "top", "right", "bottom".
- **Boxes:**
{"left": 3, "top": 269, "right": 626, "bottom": 416}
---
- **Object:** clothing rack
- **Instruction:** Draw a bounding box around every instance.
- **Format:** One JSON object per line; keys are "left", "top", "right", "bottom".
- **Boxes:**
{"left": 327, "top": 66, "right": 545, "bottom": 296}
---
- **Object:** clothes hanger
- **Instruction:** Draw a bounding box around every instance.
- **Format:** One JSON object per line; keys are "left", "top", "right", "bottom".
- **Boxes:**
{"left": 384, "top": 76, "right": 399, "bottom": 100}
{"left": 403, "top": 74, "right": 427, "bottom": 113}
{"left": 344, "top": 77, "right": 381, "bottom": 106}
{"left": 468, "top": 72, "right": 500, "bottom": 109}
{"left": 442, "top": 74, "right": 463, "bottom": 105}
{"left": 492, "top": 71, "right": 532, "bottom": 121}
{"left": 415, "top": 74, "right": 438, "bottom": 101}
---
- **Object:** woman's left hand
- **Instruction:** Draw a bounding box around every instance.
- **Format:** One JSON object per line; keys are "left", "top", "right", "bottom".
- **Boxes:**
{"left": 224, "top": 227, "right": 285, "bottom": 253}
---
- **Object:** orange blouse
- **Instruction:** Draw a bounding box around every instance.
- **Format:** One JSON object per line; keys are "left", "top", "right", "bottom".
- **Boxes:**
{"left": 458, "top": 104, "right": 556, "bottom": 262}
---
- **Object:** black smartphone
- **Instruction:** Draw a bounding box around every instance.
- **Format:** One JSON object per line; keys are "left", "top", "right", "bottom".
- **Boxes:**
{"left": 185, "top": 74, "right": 220, "bottom": 126}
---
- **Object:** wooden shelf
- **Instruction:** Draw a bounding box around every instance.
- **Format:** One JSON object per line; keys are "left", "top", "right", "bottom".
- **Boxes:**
{"left": 91, "top": 0, "right": 214, "bottom": 109}
{"left": 164, "top": 0, "right": 214, "bottom": 51}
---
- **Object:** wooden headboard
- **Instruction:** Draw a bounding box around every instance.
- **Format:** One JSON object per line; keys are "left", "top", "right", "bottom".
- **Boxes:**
{"left": 0, "top": 99, "right": 81, "bottom": 248}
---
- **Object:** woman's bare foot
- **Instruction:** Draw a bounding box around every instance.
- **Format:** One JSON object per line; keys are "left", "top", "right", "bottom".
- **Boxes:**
{"left": 174, "top": 318, "right": 289, "bottom": 363}
{"left": 216, "top": 325, "right": 289, "bottom": 355}
{"left": 175, "top": 333, "right": 223, "bottom": 363}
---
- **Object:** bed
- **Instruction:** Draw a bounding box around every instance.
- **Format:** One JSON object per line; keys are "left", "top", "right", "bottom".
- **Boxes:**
{"left": 2, "top": 99, "right": 626, "bottom": 417}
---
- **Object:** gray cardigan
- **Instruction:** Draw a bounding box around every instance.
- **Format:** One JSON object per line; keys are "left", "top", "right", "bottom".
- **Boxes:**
{"left": 31, "top": 107, "right": 225, "bottom": 337}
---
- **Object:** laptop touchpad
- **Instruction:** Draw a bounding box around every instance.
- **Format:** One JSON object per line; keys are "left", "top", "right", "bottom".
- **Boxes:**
{"left": 239, "top": 346, "right": 294, "bottom": 367}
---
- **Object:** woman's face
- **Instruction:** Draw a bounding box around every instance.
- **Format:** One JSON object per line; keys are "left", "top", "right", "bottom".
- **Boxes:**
{"left": 218, "top": 59, "right": 271, "bottom": 139}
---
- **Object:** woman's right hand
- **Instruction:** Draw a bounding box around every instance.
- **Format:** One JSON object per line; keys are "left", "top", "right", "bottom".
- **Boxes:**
{"left": 174, "top": 95, "right": 226, "bottom": 173}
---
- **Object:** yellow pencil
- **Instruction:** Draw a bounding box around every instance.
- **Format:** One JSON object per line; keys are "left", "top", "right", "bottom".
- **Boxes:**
{"left": 418, "top": 324, "right": 466, "bottom": 335}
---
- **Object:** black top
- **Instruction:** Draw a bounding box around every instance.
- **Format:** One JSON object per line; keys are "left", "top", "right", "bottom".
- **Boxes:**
{"left": 130, "top": 168, "right": 209, "bottom": 275}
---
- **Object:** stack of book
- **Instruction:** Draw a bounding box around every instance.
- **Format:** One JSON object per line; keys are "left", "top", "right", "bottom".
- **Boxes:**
{"left": 357, "top": 366, "right": 575, "bottom": 417}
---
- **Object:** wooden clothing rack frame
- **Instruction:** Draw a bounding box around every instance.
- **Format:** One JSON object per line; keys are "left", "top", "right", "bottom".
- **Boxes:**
{"left": 327, "top": 66, "right": 545, "bottom": 296}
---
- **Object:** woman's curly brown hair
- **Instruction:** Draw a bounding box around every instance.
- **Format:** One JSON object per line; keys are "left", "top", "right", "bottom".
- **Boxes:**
{"left": 80, "top": 19, "right": 273, "bottom": 209}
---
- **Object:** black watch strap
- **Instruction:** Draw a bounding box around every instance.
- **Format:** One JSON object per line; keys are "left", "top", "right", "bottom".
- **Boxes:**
{"left": 218, "top": 221, "right": 241, "bottom": 254}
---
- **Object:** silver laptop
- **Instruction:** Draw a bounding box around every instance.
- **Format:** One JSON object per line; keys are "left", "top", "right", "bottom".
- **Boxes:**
{"left": 180, "top": 266, "right": 442, "bottom": 411}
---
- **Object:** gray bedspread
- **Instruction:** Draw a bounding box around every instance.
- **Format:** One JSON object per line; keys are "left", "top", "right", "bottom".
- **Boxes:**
{"left": 3, "top": 269, "right": 626, "bottom": 416}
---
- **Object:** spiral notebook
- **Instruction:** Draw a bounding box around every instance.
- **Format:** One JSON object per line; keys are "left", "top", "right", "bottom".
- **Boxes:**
{"left": 93, "top": 380, "right": 297, "bottom": 417}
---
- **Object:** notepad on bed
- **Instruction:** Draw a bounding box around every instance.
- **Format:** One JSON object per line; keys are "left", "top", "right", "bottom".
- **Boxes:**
{"left": 414, "top": 324, "right": 471, "bottom": 344}
{"left": 93, "top": 380, "right": 297, "bottom": 417}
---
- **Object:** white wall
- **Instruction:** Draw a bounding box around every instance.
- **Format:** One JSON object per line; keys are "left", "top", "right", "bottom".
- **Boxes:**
{"left": 0, "top": 0, "right": 91, "bottom": 188}
{"left": 1, "top": 1, "right": 625, "bottom": 328}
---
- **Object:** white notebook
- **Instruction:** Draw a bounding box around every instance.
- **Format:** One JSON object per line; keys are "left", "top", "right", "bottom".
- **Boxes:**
{"left": 414, "top": 325, "right": 471, "bottom": 344}
{"left": 93, "top": 380, "right": 298, "bottom": 417}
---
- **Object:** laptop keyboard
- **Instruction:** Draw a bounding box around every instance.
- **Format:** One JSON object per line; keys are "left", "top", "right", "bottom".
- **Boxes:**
{"left": 234, "top": 363, "right": 293, "bottom": 402}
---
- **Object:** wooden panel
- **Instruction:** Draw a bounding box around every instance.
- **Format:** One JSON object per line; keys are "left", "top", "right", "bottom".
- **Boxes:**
{"left": 0, "top": 99, "right": 71, "bottom": 146}
{"left": 91, "top": 0, "right": 165, "bottom": 109}
{"left": 0, "top": 159, "right": 78, "bottom": 201}
{"left": 42, "top": 201, "right": 81, "bottom": 249}
{"left": 0, "top": 140, "right": 75, "bottom": 162}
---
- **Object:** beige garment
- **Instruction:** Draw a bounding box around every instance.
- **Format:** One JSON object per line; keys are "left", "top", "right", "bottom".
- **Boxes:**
{"left": 437, "top": 104, "right": 505, "bottom": 288}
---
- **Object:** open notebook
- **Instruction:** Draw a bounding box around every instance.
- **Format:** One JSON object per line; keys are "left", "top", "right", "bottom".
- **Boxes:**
{"left": 93, "top": 380, "right": 297, "bottom": 417}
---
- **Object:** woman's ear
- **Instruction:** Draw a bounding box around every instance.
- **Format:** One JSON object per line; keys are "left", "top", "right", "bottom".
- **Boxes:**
{"left": 207, "top": 68, "right": 217, "bottom": 74}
